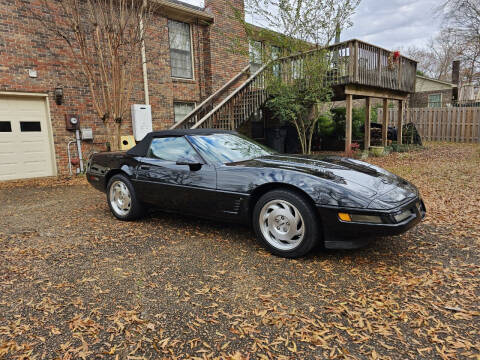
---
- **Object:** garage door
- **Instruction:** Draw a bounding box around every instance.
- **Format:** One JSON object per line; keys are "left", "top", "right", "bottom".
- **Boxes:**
{"left": 0, "top": 96, "right": 56, "bottom": 181}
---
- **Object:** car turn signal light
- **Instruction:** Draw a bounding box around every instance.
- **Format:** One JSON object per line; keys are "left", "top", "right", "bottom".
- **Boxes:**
{"left": 338, "top": 213, "right": 352, "bottom": 222}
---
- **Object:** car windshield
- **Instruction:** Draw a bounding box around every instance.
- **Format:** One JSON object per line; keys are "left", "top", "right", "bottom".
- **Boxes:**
{"left": 187, "top": 133, "right": 276, "bottom": 164}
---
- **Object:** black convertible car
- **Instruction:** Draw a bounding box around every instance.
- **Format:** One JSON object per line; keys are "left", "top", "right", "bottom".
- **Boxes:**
{"left": 86, "top": 129, "right": 425, "bottom": 258}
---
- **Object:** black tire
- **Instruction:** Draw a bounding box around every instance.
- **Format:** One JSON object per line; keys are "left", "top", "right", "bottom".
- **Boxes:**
{"left": 106, "top": 174, "right": 144, "bottom": 221}
{"left": 252, "top": 189, "right": 319, "bottom": 258}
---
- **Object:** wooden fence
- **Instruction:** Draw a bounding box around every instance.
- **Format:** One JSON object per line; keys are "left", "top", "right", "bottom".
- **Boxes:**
{"left": 378, "top": 107, "right": 480, "bottom": 143}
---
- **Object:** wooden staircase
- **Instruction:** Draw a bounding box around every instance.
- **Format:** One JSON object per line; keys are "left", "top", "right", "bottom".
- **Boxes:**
{"left": 170, "top": 63, "right": 269, "bottom": 130}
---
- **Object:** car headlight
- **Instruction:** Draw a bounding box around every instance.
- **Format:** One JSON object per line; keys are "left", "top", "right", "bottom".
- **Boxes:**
{"left": 393, "top": 209, "right": 412, "bottom": 223}
{"left": 378, "top": 189, "right": 407, "bottom": 203}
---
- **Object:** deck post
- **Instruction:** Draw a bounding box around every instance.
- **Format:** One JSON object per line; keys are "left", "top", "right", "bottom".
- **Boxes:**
{"left": 345, "top": 94, "right": 353, "bottom": 153}
{"left": 397, "top": 100, "right": 404, "bottom": 144}
{"left": 364, "top": 97, "right": 371, "bottom": 150}
{"left": 382, "top": 98, "right": 389, "bottom": 146}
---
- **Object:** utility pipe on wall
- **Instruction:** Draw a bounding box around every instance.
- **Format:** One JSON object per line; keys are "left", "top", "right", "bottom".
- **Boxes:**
{"left": 75, "top": 129, "right": 84, "bottom": 173}
{"left": 140, "top": 0, "right": 149, "bottom": 105}
{"left": 67, "top": 140, "right": 76, "bottom": 176}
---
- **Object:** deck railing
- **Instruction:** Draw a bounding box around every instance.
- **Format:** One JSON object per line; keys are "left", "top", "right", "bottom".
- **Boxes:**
{"left": 191, "top": 64, "right": 269, "bottom": 129}
{"left": 323, "top": 39, "right": 416, "bottom": 92}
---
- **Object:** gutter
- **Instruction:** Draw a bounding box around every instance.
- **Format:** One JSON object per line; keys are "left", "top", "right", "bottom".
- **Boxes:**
{"left": 154, "top": 0, "right": 214, "bottom": 23}
{"left": 140, "top": 16, "right": 149, "bottom": 105}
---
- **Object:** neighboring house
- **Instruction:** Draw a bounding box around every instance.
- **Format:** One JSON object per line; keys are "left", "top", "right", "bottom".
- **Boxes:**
{"left": 0, "top": 0, "right": 248, "bottom": 180}
{"left": 409, "top": 75, "right": 456, "bottom": 108}
{"left": 458, "top": 83, "right": 480, "bottom": 103}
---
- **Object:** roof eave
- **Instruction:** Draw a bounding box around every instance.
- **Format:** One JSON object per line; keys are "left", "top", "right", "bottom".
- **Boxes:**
{"left": 154, "top": 0, "right": 214, "bottom": 24}
{"left": 416, "top": 75, "right": 455, "bottom": 87}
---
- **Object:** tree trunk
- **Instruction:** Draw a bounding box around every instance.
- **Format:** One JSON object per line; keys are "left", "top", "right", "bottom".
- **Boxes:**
{"left": 112, "top": 121, "right": 122, "bottom": 151}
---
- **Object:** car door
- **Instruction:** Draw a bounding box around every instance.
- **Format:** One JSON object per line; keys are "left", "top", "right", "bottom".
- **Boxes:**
{"left": 135, "top": 136, "right": 217, "bottom": 215}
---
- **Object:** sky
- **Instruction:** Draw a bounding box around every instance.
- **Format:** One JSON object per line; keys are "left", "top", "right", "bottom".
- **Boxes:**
{"left": 342, "top": 0, "right": 443, "bottom": 49}
{"left": 184, "top": 0, "right": 444, "bottom": 50}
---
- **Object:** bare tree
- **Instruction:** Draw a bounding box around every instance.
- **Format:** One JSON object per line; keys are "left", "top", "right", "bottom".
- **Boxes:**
{"left": 403, "top": 0, "right": 480, "bottom": 85}
{"left": 403, "top": 29, "right": 461, "bottom": 81}
{"left": 244, "top": 0, "right": 361, "bottom": 47}
{"left": 32, "top": 0, "right": 156, "bottom": 150}
{"left": 402, "top": 45, "right": 438, "bottom": 78}
{"left": 442, "top": 0, "right": 480, "bottom": 83}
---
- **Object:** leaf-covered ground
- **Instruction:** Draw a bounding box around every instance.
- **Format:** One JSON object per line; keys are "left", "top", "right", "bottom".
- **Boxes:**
{"left": 1, "top": 142, "right": 479, "bottom": 359}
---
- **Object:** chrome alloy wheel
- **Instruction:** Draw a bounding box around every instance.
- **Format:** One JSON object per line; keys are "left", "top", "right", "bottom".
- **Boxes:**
{"left": 109, "top": 180, "right": 132, "bottom": 216}
{"left": 259, "top": 199, "right": 305, "bottom": 251}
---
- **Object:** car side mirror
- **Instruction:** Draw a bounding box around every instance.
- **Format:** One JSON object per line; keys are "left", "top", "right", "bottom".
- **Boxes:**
{"left": 176, "top": 159, "right": 204, "bottom": 171}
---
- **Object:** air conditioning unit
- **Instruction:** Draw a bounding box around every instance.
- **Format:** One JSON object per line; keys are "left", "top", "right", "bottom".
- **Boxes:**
{"left": 131, "top": 104, "right": 152, "bottom": 141}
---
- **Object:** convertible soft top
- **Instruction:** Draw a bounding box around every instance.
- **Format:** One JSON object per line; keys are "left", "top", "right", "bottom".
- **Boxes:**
{"left": 127, "top": 129, "right": 236, "bottom": 157}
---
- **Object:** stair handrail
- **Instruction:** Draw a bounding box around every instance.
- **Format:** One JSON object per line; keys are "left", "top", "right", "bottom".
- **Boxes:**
{"left": 170, "top": 64, "right": 251, "bottom": 129}
{"left": 189, "top": 47, "right": 332, "bottom": 130}
{"left": 191, "top": 62, "right": 271, "bottom": 129}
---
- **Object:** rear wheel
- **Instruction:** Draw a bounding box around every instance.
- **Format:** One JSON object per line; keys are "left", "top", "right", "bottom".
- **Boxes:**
{"left": 107, "top": 174, "right": 144, "bottom": 220}
{"left": 253, "top": 189, "right": 319, "bottom": 258}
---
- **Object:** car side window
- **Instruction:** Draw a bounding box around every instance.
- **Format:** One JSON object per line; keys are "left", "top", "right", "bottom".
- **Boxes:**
{"left": 147, "top": 136, "right": 199, "bottom": 162}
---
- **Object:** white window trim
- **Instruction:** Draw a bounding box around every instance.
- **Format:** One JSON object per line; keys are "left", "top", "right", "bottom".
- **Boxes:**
{"left": 169, "top": 20, "right": 195, "bottom": 81}
{"left": 428, "top": 93, "right": 442, "bottom": 108}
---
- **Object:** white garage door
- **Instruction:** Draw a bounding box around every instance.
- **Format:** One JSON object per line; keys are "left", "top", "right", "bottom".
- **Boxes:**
{"left": 0, "top": 96, "right": 56, "bottom": 181}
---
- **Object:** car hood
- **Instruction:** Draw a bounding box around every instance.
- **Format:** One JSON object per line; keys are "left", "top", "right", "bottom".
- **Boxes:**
{"left": 228, "top": 154, "right": 418, "bottom": 208}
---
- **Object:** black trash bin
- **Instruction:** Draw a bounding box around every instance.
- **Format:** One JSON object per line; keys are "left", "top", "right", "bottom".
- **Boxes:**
{"left": 284, "top": 125, "right": 301, "bottom": 153}
{"left": 266, "top": 127, "right": 287, "bottom": 153}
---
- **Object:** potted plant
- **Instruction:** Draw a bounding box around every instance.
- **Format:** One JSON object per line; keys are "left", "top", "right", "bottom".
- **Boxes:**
{"left": 369, "top": 146, "right": 385, "bottom": 157}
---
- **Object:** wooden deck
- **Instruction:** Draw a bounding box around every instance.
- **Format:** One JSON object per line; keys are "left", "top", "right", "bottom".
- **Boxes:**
{"left": 331, "top": 40, "right": 416, "bottom": 94}
{"left": 325, "top": 40, "right": 416, "bottom": 150}
{"left": 272, "top": 39, "right": 417, "bottom": 100}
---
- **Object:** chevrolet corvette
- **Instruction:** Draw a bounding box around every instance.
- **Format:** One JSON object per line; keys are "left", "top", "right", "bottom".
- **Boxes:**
{"left": 86, "top": 129, "right": 426, "bottom": 258}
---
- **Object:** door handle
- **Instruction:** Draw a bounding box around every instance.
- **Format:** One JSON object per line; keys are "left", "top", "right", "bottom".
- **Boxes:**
{"left": 139, "top": 165, "right": 150, "bottom": 170}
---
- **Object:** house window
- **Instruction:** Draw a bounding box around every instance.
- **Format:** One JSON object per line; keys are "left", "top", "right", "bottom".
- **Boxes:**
{"left": 292, "top": 58, "right": 303, "bottom": 79}
{"left": 0, "top": 121, "right": 12, "bottom": 132}
{"left": 20, "top": 121, "right": 41, "bottom": 132}
{"left": 428, "top": 93, "right": 442, "bottom": 108}
{"left": 168, "top": 20, "right": 193, "bottom": 79}
{"left": 271, "top": 45, "right": 281, "bottom": 77}
{"left": 249, "top": 40, "right": 262, "bottom": 72}
{"left": 174, "top": 102, "right": 195, "bottom": 123}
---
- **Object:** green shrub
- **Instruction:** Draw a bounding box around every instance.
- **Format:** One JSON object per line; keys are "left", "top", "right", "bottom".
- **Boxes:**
{"left": 316, "top": 104, "right": 383, "bottom": 149}
{"left": 319, "top": 107, "right": 365, "bottom": 141}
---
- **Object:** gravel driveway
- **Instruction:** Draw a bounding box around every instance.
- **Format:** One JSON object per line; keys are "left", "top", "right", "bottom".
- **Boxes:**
{"left": 1, "top": 143, "right": 479, "bottom": 359}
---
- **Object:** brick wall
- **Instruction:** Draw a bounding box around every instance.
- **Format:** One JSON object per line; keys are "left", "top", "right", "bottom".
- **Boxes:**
{"left": 409, "top": 89, "right": 453, "bottom": 108}
{"left": 0, "top": 0, "right": 249, "bottom": 175}
{"left": 204, "top": 0, "right": 249, "bottom": 92}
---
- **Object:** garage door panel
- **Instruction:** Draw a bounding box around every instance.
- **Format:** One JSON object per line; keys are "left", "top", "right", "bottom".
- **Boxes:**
{"left": 0, "top": 163, "right": 17, "bottom": 180}
{"left": 0, "top": 96, "right": 55, "bottom": 181}
{"left": 21, "top": 152, "right": 50, "bottom": 164}
{"left": 22, "top": 159, "right": 48, "bottom": 173}
{"left": 0, "top": 140, "right": 17, "bottom": 157}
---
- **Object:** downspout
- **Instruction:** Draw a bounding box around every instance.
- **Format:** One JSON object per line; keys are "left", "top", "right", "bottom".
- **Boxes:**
{"left": 140, "top": 0, "right": 149, "bottom": 105}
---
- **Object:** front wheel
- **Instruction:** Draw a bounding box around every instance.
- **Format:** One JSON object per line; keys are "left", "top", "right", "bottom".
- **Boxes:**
{"left": 107, "top": 174, "right": 144, "bottom": 221}
{"left": 253, "top": 189, "right": 319, "bottom": 258}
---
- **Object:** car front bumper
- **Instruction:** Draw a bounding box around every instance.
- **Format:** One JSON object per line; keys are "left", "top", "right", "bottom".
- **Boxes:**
{"left": 317, "top": 198, "right": 426, "bottom": 249}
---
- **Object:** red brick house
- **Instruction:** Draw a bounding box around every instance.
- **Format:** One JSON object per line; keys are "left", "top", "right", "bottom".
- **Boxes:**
{"left": 0, "top": 0, "right": 249, "bottom": 180}
{"left": 0, "top": 0, "right": 418, "bottom": 180}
